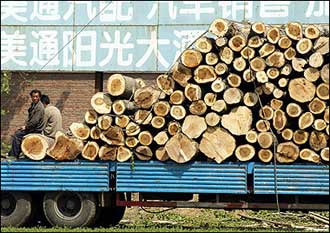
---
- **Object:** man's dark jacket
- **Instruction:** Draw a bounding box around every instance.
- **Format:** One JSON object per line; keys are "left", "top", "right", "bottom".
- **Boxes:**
{"left": 25, "top": 101, "right": 44, "bottom": 133}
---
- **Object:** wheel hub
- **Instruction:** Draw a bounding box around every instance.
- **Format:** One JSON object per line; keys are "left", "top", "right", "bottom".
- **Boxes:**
{"left": 56, "top": 193, "right": 82, "bottom": 217}
{"left": 1, "top": 193, "right": 16, "bottom": 216}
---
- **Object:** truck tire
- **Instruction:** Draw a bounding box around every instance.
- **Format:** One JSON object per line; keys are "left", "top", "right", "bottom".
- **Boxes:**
{"left": 1, "top": 191, "right": 33, "bottom": 227}
{"left": 43, "top": 191, "right": 97, "bottom": 227}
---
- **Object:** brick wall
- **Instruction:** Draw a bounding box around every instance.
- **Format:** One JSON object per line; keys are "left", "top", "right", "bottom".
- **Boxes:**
{"left": 1, "top": 72, "right": 159, "bottom": 144}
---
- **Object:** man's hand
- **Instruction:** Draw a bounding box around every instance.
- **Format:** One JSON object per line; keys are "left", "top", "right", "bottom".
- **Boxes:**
{"left": 19, "top": 126, "right": 26, "bottom": 130}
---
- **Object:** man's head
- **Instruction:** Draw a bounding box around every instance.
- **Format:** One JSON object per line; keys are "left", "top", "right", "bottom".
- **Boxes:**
{"left": 30, "top": 89, "right": 42, "bottom": 104}
{"left": 40, "top": 94, "right": 50, "bottom": 107}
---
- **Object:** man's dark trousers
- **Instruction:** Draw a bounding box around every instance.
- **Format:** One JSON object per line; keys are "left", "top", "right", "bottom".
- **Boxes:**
{"left": 8, "top": 129, "right": 41, "bottom": 158}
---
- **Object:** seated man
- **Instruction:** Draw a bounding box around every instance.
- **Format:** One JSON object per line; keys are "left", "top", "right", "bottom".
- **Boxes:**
{"left": 40, "top": 94, "right": 63, "bottom": 138}
{"left": 7, "top": 89, "right": 45, "bottom": 159}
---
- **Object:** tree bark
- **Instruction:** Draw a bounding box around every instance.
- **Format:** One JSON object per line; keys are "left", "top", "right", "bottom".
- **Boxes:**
{"left": 82, "top": 141, "right": 99, "bottom": 161}
{"left": 182, "top": 115, "right": 207, "bottom": 139}
{"left": 165, "top": 133, "right": 198, "bottom": 163}
{"left": 99, "top": 146, "right": 117, "bottom": 161}
{"left": 221, "top": 106, "right": 252, "bottom": 135}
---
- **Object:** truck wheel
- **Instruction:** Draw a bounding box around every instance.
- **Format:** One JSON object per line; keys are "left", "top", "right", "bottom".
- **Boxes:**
{"left": 1, "top": 191, "right": 32, "bottom": 227}
{"left": 43, "top": 191, "right": 97, "bottom": 227}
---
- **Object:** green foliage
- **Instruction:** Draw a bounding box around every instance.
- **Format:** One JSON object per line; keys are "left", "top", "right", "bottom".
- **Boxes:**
{"left": 1, "top": 71, "right": 11, "bottom": 116}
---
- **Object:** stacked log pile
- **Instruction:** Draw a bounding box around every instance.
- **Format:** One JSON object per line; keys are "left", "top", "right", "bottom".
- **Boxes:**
{"left": 22, "top": 19, "right": 329, "bottom": 164}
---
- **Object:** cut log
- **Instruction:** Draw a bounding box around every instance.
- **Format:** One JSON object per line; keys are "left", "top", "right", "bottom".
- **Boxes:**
{"left": 220, "top": 46, "right": 234, "bottom": 64}
{"left": 21, "top": 134, "right": 54, "bottom": 160}
{"left": 82, "top": 141, "right": 99, "bottom": 161}
{"left": 91, "top": 92, "right": 112, "bottom": 114}
{"left": 195, "top": 37, "right": 213, "bottom": 53}
{"left": 316, "top": 83, "right": 329, "bottom": 100}
{"left": 211, "top": 78, "right": 226, "bottom": 93}
{"left": 299, "top": 112, "right": 314, "bottom": 130}
{"left": 304, "top": 67, "right": 320, "bottom": 82}
{"left": 281, "top": 64, "right": 292, "bottom": 76}
{"left": 117, "top": 146, "right": 132, "bottom": 162}
{"left": 98, "top": 115, "right": 112, "bottom": 130}
{"left": 205, "top": 52, "right": 219, "bottom": 66}
{"left": 100, "top": 126, "right": 125, "bottom": 146}
{"left": 134, "top": 110, "right": 153, "bottom": 125}
{"left": 273, "top": 88, "right": 285, "bottom": 99}
{"left": 252, "top": 22, "right": 265, "bottom": 35}
{"left": 153, "top": 101, "right": 170, "bottom": 117}
{"left": 84, "top": 110, "right": 98, "bottom": 125}
{"left": 288, "top": 78, "right": 315, "bottom": 103}
{"left": 278, "top": 78, "right": 288, "bottom": 88}
{"left": 266, "top": 51, "right": 285, "bottom": 68}
{"left": 320, "top": 147, "right": 329, "bottom": 162}
{"left": 215, "top": 37, "right": 228, "bottom": 48}
{"left": 170, "top": 90, "right": 185, "bottom": 105}
{"left": 243, "top": 92, "right": 258, "bottom": 107}
{"left": 246, "top": 130, "right": 258, "bottom": 144}
{"left": 211, "top": 100, "right": 227, "bottom": 113}
{"left": 189, "top": 100, "right": 207, "bottom": 115}
{"left": 304, "top": 25, "right": 320, "bottom": 39}
{"left": 112, "top": 100, "right": 126, "bottom": 115}
{"left": 241, "top": 47, "right": 255, "bottom": 60}
{"left": 227, "top": 73, "right": 242, "bottom": 87}
{"left": 165, "top": 133, "right": 198, "bottom": 163}
{"left": 258, "top": 149, "right": 273, "bottom": 163}
{"left": 199, "top": 127, "right": 236, "bottom": 163}
{"left": 293, "top": 130, "right": 309, "bottom": 145}
{"left": 170, "top": 105, "right": 186, "bottom": 120}
{"left": 267, "top": 27, "right": 280, "bottom": 44}
{"left": 184, "top": 83, "right": 202, "bottom": 102}
{"left": 270, "top": 99, "right": 283, "bottom": 110}
{"left": 134, "top": 86, "right": 161, "bottom": 109}
{"left": 326, "top": 125, "right": 329, "bottom": 135}
{"left": 125, "top": 122, "right": 141, "bottom": 136}
{"left": 138, "top": 131, "right": 153, "bottom": 146}
{"left": 250, "top": 57, "right": 266, "bottom": 72}
{"left": 221, "top": 106, "right": 252, "bottom": 136}
{"left": 181, "top": 49, "right": 203, "bottom": 68}
{"left": 99, "top": 146, "right": 117, "bottom": 161}
{"left": 313, "top": 119, "right": 327, "bottom": 131}
{"left": 259, "top": 43, "right": 275, "bottom": 57}
{"left": 107, "top": 74, "right": 137, "bottom": 98}
{"left": 266, "top": 68, "right": 280, "bottom": 80}
{"left": 281, "top": 128, "right": 293, "bottom": 141}
{"left": 171, "top": 62, "right": 192, "bottom": 87}
{"left": 205, "top": 112, "right": 220, "bottom": 127}
{"left": 151, "top": 116, "right": 166, "bottom": 129}
{"left": 182, "top": 115, "right": 207, "bottom": 139}
{"left": 155, "top": 147, "right": 169, "bottom": 161}
{"left": 286, "top": 103, "right": 302, "bottom": 118}
{"left": 69, "top": 123, "right": 90, "bottom": 140}
{"left": 47, "top": 131, "right": 84, "bottom": 161}
{"left": 309, "top": 52, "right": 324, "bottom": 68}
{"left": 214, "top": 62, "right": 228, "bottom": 75}
{"left": 235, "top": 144, "right": 255, "bottom": 161}
{"left": 154, "top": 131, "right": 169, "bottom": 146}
{"left": 248, "top": 36, "right": 264, "bottom": 48}
{"left": 324, "top": 107, "right": 329, "bottom": 123}
{"left": 309, "top": 131, "right": 328, "bottom": 151}
{"left": 256, "top": 120, "right": 271, "bottom": 132}
{"left": 321, "top": 64, "right": 329, "bottom": 83}
{"left": 228, "top": 34, "right": 246, "bottom": 52}
{"left": 300, "top": 148, "right": 320, "bottom": 163}
{"left": 204, "top": 93, "right": 217, "bottom": 107}
{"left": 296, "top": 38, "right": 313, "bottom": 54}
{"left": 194, "top": 65, "right": 217, "bottom": 83}
{"left": 125, "top": 137, "right": 139, "bottom": 148}
{"left": 257, "top": 132, "right": 273, "bottom": 149}
{"left": 115, "top": 115, "right": 130, "bottom": 128}
{"left": 209, "top": 18, "right": 230, "bottom": 37}
{"left": 90, "top": 126, "right": 101, "bottom": 140}
{"left": 273, "top": 109, "right": 287, "bottom": 131}
{"left": 263, "top": 82, "right": 276, "bottom": 94}
{"left": 278, "top": 36, "right": 292, "bottom": 49}
{"left": 259, "top": 105, "right": 273, "bottom": 120}
{"left": 135, "top": 146, "right": 153, "bottom": 161}
{"left": 223, "top": 88, "right": 243, "bottom": 105}
{"left": 242, "top": 69, "right": 255, "bottom": 83}
{"left": 256, "top": 71, "right": 268, "bottom": 83}
{"left": 276, "top": 142, "right": 299, "bottom": 163}
{"left": 308, "top": 97, "right": 326, "bottom": 114}
{"left": 314, "top": 36, "right": 329, "bottom": 55}
{"left": 285, "top": 22, "right": 303, "bottom": 40}
{"left": 168, "top": 121, "right": 181, "bottom": 136}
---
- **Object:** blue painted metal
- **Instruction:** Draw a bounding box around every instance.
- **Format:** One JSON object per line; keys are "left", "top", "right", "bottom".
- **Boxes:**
{"left": 116, "top": 160, "right": 248, "bottom": 194}
{"left": 253, "top": 163, "right": 330, "bottom": 195}
{"left": 1, "top": 160, "right": 111, "bottom": 192}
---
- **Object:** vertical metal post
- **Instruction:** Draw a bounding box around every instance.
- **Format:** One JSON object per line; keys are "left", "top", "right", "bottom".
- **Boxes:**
{"left": 95, "top": 71, "right": 104, "bottom": 93}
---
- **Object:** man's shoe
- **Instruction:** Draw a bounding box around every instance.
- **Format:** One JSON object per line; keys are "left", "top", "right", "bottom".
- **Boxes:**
{"left": 18, "top": 153, "right": 26, "bottom": 159}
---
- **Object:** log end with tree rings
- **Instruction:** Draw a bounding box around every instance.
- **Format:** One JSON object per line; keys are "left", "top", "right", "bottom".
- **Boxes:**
{"left": 266, "top": 68, "right": 280, "bottom": 80}
{"left": 115, "top": 115, "right": 130, "bottom": 128}
{"left": 284, "top": 47, "right": 296, "bottom": 61}
{"left": 273, "top": 109, "right": 287, "bottom": 131}
{"left": 154, "top": 131, "right": 169, "bottom": 146}
{"left": 281, "top": 128, "right": 293, "bottom": 141}
{"left": 117, "top": 146, "right": 132, "bottom": 162}
{"left": 309, "top": 52, "right": 324, "bottom": 68}
{"left": 170, "top": 90, "right": 185, "bottom": 105}
{"left": 189, "top": 100, "right": 207, "bottom": 116}
{"left": 125, "top": 137, "right": 139, "bottom": 148}
{"left": 182, "top": 115, "right": 207, "bottom": 139}
{"left": 258, "top": 149, "right": 273, "bottom": 163}
{"left": 246, "top": 130, "right": 258, "bottom": 144}
{"left": 243, "top": 92, "right": 258, "bottom": 107}
{"left": 233, "top": 57, "right": 246, "bottom": 72}
{"left": 211, "top": 78, "right": 226, "bottom": 93}
{"left": 320, "top": 147, "right": 329, "bottom": 162}
{"left": 107, "top": 74, "right": 126, "bottom": 96}
{"left": 308, "top": 97, "right": 326, "bottom": 115}
{"left": 100, "top": 126, "right": 125, "bottom": 146}
{"left": 228, "top": 34, "right": 246, "bottom": 52}
{"left": 82, "top": 141, "right": 99, "bottom": 161}
{"left": 259, "top": 105, "right": 273, "bottom": 120}
{"left": 134, "top": 110, "right": 152, "bottom": 125}
{"left": 235, "top": 144, "right": 255, "bottom": 161}
{"left": 91, "top": 92, "right": 112, "bottom": 114}
{"left": 135, "top": 146, "right": 153, "bottom": 161}
{"left": 314, "top": 36, "right": 329, "bottom": 55}
{"left": 138, "top": 131, "right": 153, "bottom": 146}
{"left": 99, "top": 146, "right": 117, "bottom": 161}
{"left": 170, "top": 105, "right": 186, "bottom": 120}
{"left": 151, "top": 116, "right": 166, "bottom": 129}
{"left": 266, "top": 51, "right": 285, "bottom": 68}
{"left": 214, "top": 62, "right": 228, "bottom": 75}
{"left": 313, "top": 119, "right": 327, "bottom": 131}
{"left": 252, "top": 22, "right": 265, "bottom": 35}
{"left": 112, "top": 100, "right": 126, "bottom": 115}
{"left": 293, "top": 130, "right": 309, "bottom": 145}
{"left": 270, "top": 99, "right": 283, "bottom": 110}
{"left": 181, "top": 49, "right": 203, "bottom": 68}
{"left": 156, "top": 74, "right": 174, "bottom": 95}
{"left": 168, "top": 121, "right": 181, "bottom": 136}
{"left": 153, "top": 101, "right": 170, "bottom": 117}
{"left": 205, "top": 52, "right": 219, "bottom": 66}
{"left": 267, "top": 27, "right": 280, "bottom": 44}
{"left": 90, "top": 126, "right": 101, "bottom": 140}
{"left": 184, "top": 83, "right": 202, "bottom": 102}
{"left": 227, "top": 73, "right": 242, "bottom": 87}
{"left": 69, "top": 122, "right": 90, "bottom": 140}
{"left": 220, "top": 46, "right": 234, "bottom": 64}
{"left": 286, "top": 103, "right": 302, "bottom": 118}
{"left": 165, "top": 133, "right": 198, "bottom": 163}
{"left": 221, "top": 106, "right": 253, "bottom": 136}
{"left": 316, "top": 83, "right": 329, "bottom": 100}
{"left": 288, "top": 78, "right": 316, "bottom": 103}
{"left": 209, "top": 18, "right": 229, "bottom": 37}
{"left": 241, "top": 47, "right": 255, "bottom": 60}
{"left": 257, "top": 132, "right": 273, "bottom": 149}
{"left": 298, "top": 112, "right": 314, "bottom": 130}
{"left": 309, "top": 131, "right": 328, "bottom": 152}
{"left": 256, "top": 120, "right": 270, "bottom": 132}
{"left": 205, "top": 112, "right": 220, "bottom": 127}
{"left": 248, "top": 36, "right": 264, "bottom": 48}
{"left": 304, "top": 25, "right": 320, "bottom": 39}
{"left": 98, "top": 115, "right": 113, "bottom": 130}
{"left": 300, "top": 148, "right": 320, "bottom": 163}
{"left": 223, "top": 88, "right": 243, "bottom": 105}
{"left": 276, "top": 142, "right": 299, "bottom": 163}
{"left": 296, "top": 38, "right": 313, "bottom": 55}
{"left": 215, "top": 37, "right": 227, "bottom": 48}
{"left": 250, "top": 57, "right": 266, "bottom": 72}
{"left": 195, "top": 37, "right": 213, "bottom": 53}
{"left": 278, "top": 36, "right": 292, "bottom": 49}
{"left": 84, "top": 110, "right": 98, "bottom": 125}
{"left": 211, "top": 100, "right": 227, "bottom": 113}
{"left": 171, "top": 62, "right": 192, "bottom": 87}
{"left": 193, "top": 65, "right": 217, "bottom": 83}
{"left": 204, "top": 92, "right": 217, "bottom": 107}
{"left": 155, "top": 147, "right": 170, "bottom": 161}
{"left": 21, "top": 134, "right": 52, "bottom": 160}
{"left": 285, "top": 22, "right": 303, "bottom": 40}
{"left": 320, "top": 64, "right": 329, "bottom": 84}
{"left": 259, "top": 43, "right": 275, "bottom": 58}
{"left": 304, "top": 67, "right": 320, "bottom": 82}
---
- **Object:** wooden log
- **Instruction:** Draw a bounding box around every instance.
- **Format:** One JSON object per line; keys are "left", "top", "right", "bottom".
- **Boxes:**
{"left": 289, "top": 78, "right": 316, "bottom": 103}
{"left": 99, "top": 146, "right": 117, "bottom": 161}
{"left": 112, "top": 100, "right": 126, "bottom": 115}
{"left": 98, "top": 115, "right": 112, "bottom": 130}
{"left": 125, "top": 136, "right": 139, "bottom": 148}
{"left": 156, "top": 74, "right": 175, "bottom": 95}
{"left": 270, "top": 99, "right": 283, "bottom": 110}
{"left": 220, "top": 46, "right": 234, "bottom": 64}
{"left": 309, "top": 52, "right": 324, "bottom": 68}
{"left": 326, "top": 125, "right": 329, "bottom": 135}
{"left": 195, "top": 37, "right": 213, "bottom": 53}
{"left": 90, "top": 126, "right": 101, "bottom": 140}
{"left": 308, "top": 97, "right": 326, "bottom": 114}
{"left": 100, "top": 126, "right": 125, "bottom": 146}
{"left": 252, "top": 22, "right": 266, "bottom": 35}
{"left": 320, "top": 64, "right": 329, "bottom": 83}
{"left": 233, "top": 57, "right": 246, "bottom": 72}
{"left": 151, "top": 116, "right": 165, "bottom": 129}
{"left": 91, "top": 92, "right": 112, "bottom": 114}
{"left": 227, "top": 73, "right": 242, "bottom": 88}
{"left": 171, "top": 62, "right": 192, "bottom": 87}
{"left": 281, "top": 64, "right": 292, "bottom": 76}
{"left": 223, "top": 88, "right": 243, "bottom": 105}
{"left": 259, "top": 43, "right": 275, "bottom": 57}
{"left": 215, "top": 37, "right": 228, "bottom": 47}
{"left": 250, "top": 57, "right": 266, "bottom": 72}
{"left": 266, "top": 68, "right": 280, "bottom": 80}
{"left": 256, "top": 120, "right": 271, "bottom": 132}
{"left": 256, "top": 71, "right": 268, "bottom": 84}
{"left": 276, "top": 142, "right": 299, "bottom": 163}
{"left": 235, "top": 144, "right": 255, "bottom": 161}
{"left": 228, "top": 34, "right": 246, "bottom": 52}
{"left": 278, "top": 78, "right": 288, "bottom": 88}
{"left": 184, "top": 83, "right": 202, "bottom": 102}
{"left": 293, "top": 130, "right": 309, "bottom": 145}
{"left": 284, "top": 47, "right": 296, "bottom": 60}
{"left": 299, "top": 112, "right": 314, "bottom": 130}
{"left": 273, "top": 109, "right": 287, "bottom": 131}
{"left": 296, "top": 38, "right": 313, "bottom": 54}
{"left": 115, "top": 115, "right": 130, "bottom": 128}
{"left": 286, "top": 103, "right": 302, "bottom": 118}
{"left": 281, "top": 128, "right": 293, "bottom": 141}
{"left": 214, "top": 62, "right": 228, "bottom": 75}
{"left": 221, "top": 106, "right": 252, "bottom": 136}
{"left": 273, "top": 88, "right": 285, "bottom": 99}
{"left": 153, "top": 101, "right": 170, "bottom": 117}
{"left": 257, "top": 132, "right": 273, "bottom": 149}
{"left": 304, "top": 67, "right": 320, "bottom": 82}
{"left": 181, "top": 49, "right": 203, "bottom": 68}
{"left": 304, "top": 25, "right": 320, "bottom": 39}
{"left": 82, "top": 141, "right": 99, "bottom": 161}
{"left": 205, "top": 112, "right": 220, "bottom": 127}
{"left": 263, "top": 82, "right": 276, "bottom": 95}
{"left": 204, "top": 93, "right": 217, "bottom": 107}
{"left": 200, "top": 127, "right": 236, "bottom": 163}
{"left": 47, "top": 131, "right": 83, "bottom": 161}
{"left": 242, "top": 69, "right": 255, "bottom": 83}
{"left": 267, "top": 27, "right": 280, "bottom": 44}
{"left": 189, "top": 100, "right": 207, "bottom": 115}
{"left": 69, "top": 122, "right": 90, "bottom": 140}
{"left": 155, "top": 147, "right": 169, "bottom": 161}
{"left": 165, "top": 133, "right": 198, "bottom": 163}
{"left": 259, "top": 105, "right": 273, "bottom": 120}
{"left": 135, "top": 146, "right": 153, "bottom": 161}
{"left": 205, "top": 52, "right": 219, "bottom": 66}
{"left": 170, "top": 105, "right": 186, "bottom": 120}
{"left": 320, "top": 147, "right": 329, "bottom": 162}
{"left": 125, "top": 122, "right": 141, "bottom": 136}
{"left": 211, "top": 78, "right": 226, "bottom": 93}
{"left": 194, "top": 65, "right": 217, "bottom": 83}
{"left": 243, "top": 92, "right": 258, "bottom": 107}
{"left": 117, "top": 146, "right": 132, "bottom": 162}
{"left": 211, "top": 100, "right": 227, "bottom": 113}
{"left": 285, "top": 22, "right": 303, "bottom": 40}
{"left": 316, "top": 83, "right": 329, "bottom": 100}
{"left": 248, "top": 36, "right": 264, "bottom": 48}
{"left": 209, "top": 18, "right": 230, "bottom": 37}
{"left": 300, "top": 148, "right": 320, "bottom": 163}
{"left": 266, "top": 51, "right": 285, "bottom": 68}
{"left": 314, "top": 36, "right": 329, "bottom": 55}
{"left": 138, "top": 131, "right": 153, "bottom": 146}
{"left": 309, "top": 131, "right": 328, "bottom": 151}
{"left": 313, "top": 119, "right": 327, "bottom": 131}
{"left": 107, "top": 74, "right": 137, "bottom": 98}
{"left": 241, "top": 47, "right": 255, "bottom": 60}
{"left": 170, "top": 90, "right": 185, "bottom": 105}
{"left": 168, "top": 121, "right": 181, "bottom": 136}
{"left": 134, "top": 110, "right": 152, "bottom": 125}
{"left": 324, "top": 107, "right": 329, "bottom": 123}
{"left": 84, "top": 110, "right": 98, "bottom": 125}
{"left": 258, "top": 149, "right": 273, "bottom": 163}
{"left": 154, "top": 131, "right": 169, "bottom": 146}
{"left": 182, "top": 115, "right": 207, "bottom": 139}
{"left": 278, "top": 36, "right": 292, "bottom": 49}
{"left": 21, "top": 134, "right": 54, "bottom": 160}
{"left": 134, "top": 86, "right": 161, "bottom": 109}
{"left": 246, "top": 130, "right": 258, "bottom": 144}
